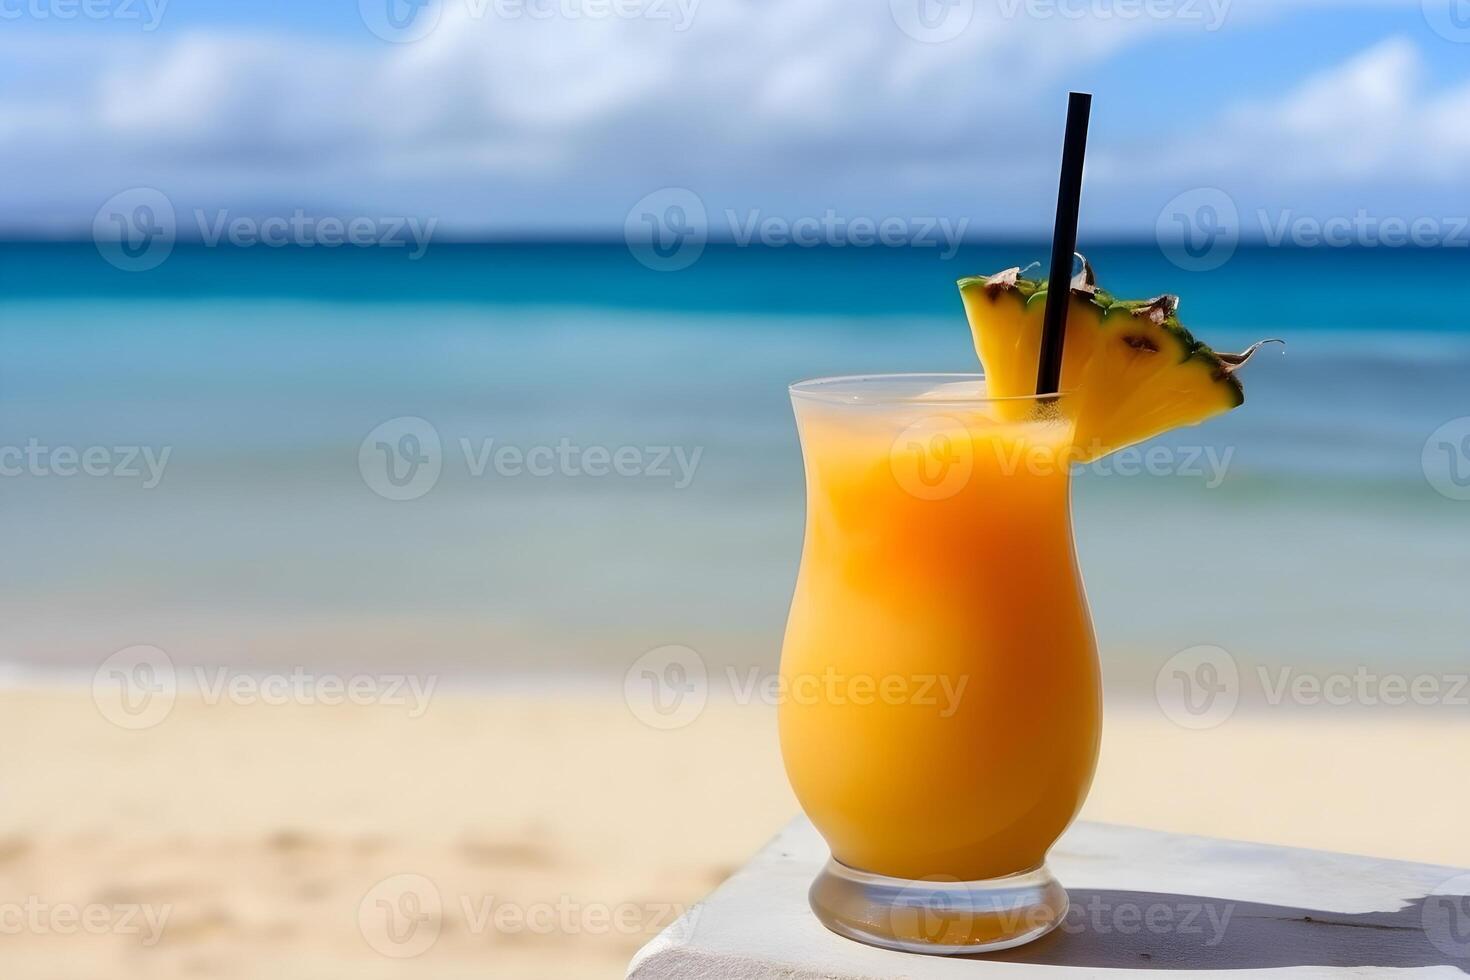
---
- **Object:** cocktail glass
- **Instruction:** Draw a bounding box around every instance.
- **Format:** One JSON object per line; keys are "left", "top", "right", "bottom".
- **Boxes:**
{"left": 779, "top": 374, "right": 1101, "bottom": 954}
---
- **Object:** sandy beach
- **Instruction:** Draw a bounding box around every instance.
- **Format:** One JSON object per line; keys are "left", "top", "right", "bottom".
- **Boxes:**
{"left": 1, "top": 687, "right": 1466, "bottom": 978}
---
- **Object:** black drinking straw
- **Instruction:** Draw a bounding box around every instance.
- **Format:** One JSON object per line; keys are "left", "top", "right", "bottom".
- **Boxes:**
{"left": 1036, "top": 92, "right": 1092, "bottom": 396}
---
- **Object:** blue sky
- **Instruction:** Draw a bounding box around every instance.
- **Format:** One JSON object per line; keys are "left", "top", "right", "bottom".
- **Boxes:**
{"left": 1, "top": 0, "right": 1467, "bottom": 238}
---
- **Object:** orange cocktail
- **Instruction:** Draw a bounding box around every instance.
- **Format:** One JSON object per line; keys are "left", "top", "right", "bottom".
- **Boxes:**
{"left": 779, "top": 374, "right": 1100, "bottom": 953}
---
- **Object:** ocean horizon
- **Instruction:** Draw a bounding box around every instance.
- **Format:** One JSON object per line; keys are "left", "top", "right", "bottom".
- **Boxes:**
{"left": 2, "top": 241, "right": 1467, "bottom": 691}
{"left": 5, "top": 240, "right": 1470, "bottom": 329}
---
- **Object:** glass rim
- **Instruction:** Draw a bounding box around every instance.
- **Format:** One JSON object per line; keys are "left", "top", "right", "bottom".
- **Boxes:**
{"left": 789, "top": 373, "right": 1073, "bottom": 405}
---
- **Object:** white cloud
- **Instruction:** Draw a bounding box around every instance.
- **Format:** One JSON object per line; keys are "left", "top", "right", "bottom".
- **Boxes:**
{"left": 0, "top": 5, "right": 1465, "bottom": 234}
{"left": 1125, "top": 37, "right": 1470, "bottom": 185}
{"left": 0, "top": 2, "right": 1181, "bottom": 231}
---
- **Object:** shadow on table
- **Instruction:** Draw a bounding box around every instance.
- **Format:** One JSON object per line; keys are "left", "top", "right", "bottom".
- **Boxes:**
{"left": 973, "top": 889, "right": 1470, "bottom": 972}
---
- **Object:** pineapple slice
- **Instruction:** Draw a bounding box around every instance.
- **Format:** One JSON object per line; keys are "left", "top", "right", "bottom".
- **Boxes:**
{"left": 958, "top": 263, "right": 1273, "bottom": 463}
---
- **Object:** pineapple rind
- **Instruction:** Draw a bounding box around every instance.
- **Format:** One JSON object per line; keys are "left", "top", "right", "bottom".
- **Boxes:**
{"left": 957, "top": 271, "right": 1248, "bottom": 461}
{"left": 959, "top": 273, "right": 1243, "bottom": 406}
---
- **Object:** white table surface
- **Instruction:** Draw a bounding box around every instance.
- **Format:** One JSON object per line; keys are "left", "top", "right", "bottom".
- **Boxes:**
{"left": 629, "top": 817, "right": 1470, "bottom": 978}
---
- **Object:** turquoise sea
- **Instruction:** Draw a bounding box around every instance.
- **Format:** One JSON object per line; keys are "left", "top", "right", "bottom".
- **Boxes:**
{"left": 1, "top": 242, "right": 1467, "bottom": 692}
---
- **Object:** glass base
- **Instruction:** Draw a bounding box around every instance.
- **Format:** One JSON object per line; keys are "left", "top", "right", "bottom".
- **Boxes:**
{"left": 808, "top": 857, "right": 1068, "bottom": 955}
